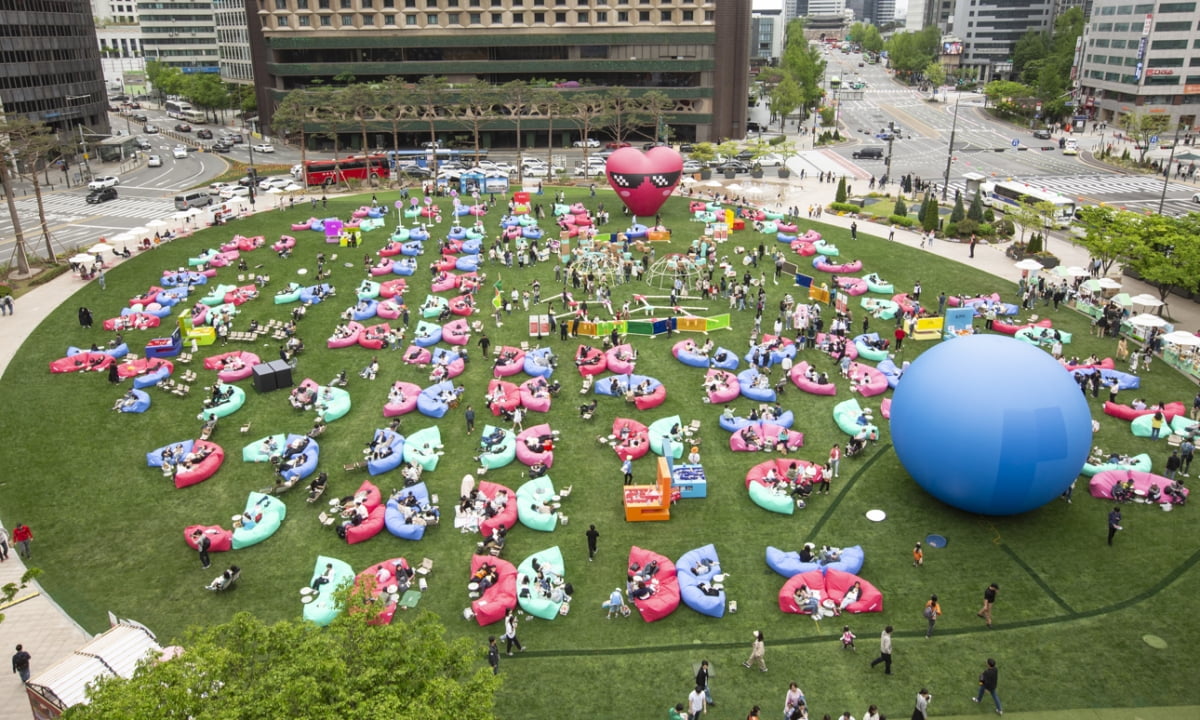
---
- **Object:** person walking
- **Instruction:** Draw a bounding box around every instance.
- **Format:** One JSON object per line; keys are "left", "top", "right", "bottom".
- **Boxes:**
{"left": 195, "top": 530, "right": 212, "bottom": 570}
{"left": 869, "top": 626, "right": 893, "bottom": 674}
{"left": 687, "top": 683, "right": 707, "bottom": 720}
{"left": 503, "top": 608, "right": 524, "bottom": 655}
{"left": 1108, "top": 507, "right": 1123, "bottom": 546}
{"left": 695, "top": 659, "right": 713, "bottom": 706}
{"left": 978, "top": 583, "right": 998, "bottom": 628}
{"left": 621, "top": 455, "right": 634, "bottom": 485}
{"left": 972, "top": 658, "right": 1002, "bottom": 714}
{"left": 465, "top": 405, "right": 476, "bottom": 434}
{"left": 12, "top": 644, "right": 31, "bottom": 684}
{"left": 923, "top": 594, "right": 942, "bottom": 638}
{"left": 1166, "top": 450, "right": 1181, "bottom": 480}
{"left": 743, "top": 630, "right": 767, "bottom": 672}
{"left": 586, "top": 524, "right": 600, "bottom": 561}
{"left": 12, "top": 523, "right": 31, "bottom": 560}
{"left": 486, "top": 636, "right": 500, "bottom": 674}
{"left": 1181, "top": 438, "right": 1194, "bottom": 476}
{"left": 911, "top": 689, "right": 932, "bottom": 720}
{"left": 829, "top": 444, "right": 841, "bottom": 479}
{"left": 477, "top": 333, "right": 491, "bottom": 358}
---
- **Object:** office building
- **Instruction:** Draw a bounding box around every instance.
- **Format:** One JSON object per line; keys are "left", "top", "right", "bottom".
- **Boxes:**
{"left": 0, "top": 0, "right": 109, "bottom": 135}
{"left": 906, "top": 0, "right": 954, "bottom": 33}
{"left": 215, "top": 0, "right": 254, "bottom": 84}
{"left": 138, "top": 0, "right": 220, "bottom": 74}
{"left": 948, "top": 0, "right": 1054, "bottom": 81}
{"left": 873, "top": 0, "right": 895, "bottom": 25}
{"left": 752, "top": 2, "right": 787, "bottom": 63}
{"left": 1076, "top": 0, "right": 1200, "bottom": 129}
{"left": 251, "top": 0, "right": 751, "bottom": 145}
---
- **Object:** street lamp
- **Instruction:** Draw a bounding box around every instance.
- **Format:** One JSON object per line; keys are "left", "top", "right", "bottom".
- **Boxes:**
{"left": 941, "top": 92, "right": 962, "bottom": 201}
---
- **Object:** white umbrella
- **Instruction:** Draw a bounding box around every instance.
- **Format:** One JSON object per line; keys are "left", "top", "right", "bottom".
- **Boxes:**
{"left": 1129, "top": 313, "right": 1168, "bottom": 328}
{"left": 1054, "top": 265, "right": 1090, "bottom": 278}
{"left": 109, "top": 232, "right": 135, "bottom": 244}
{"left": 170, "top": 211, "right": 192, "bottom": 221}
{"left": 146, "top": 219, "right": 169, "bottom": 231}
{"left": 69, "top": 253, "right": 96, "bottom": 265}
{"left": 1130, "top": 293, "right": 1164, "bottom": 307}
{"left": 266, "top": 187, "right": 284, "bottom": 195}
{"left": 1162, "top": 330, "right": 1200, "bottom": 346}
{"left": 1014, "top": 259, "right": 1044, "bottom": 271}
{"left": 1096, "top": 277, "right": 1122, "bottom": 290}
{"left": 87, "top": 242, "right": 113, "bottom": 254}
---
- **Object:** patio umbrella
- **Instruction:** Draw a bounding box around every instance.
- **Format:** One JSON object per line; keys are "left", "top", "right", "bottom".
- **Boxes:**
{"left": 1110, "top": 292, "right": 1132, "bottom": 306}
{"left": 1096, "top": 277, "right": 1122, "bottom": 290}
{"left": 1014, "top": 259, "right": 1044, "bottom": 272}
{"left": 145, "top": 219, "right": 169, "bottom": 231}
{"left": 87, "top": 241, "right": 113, "bottom": 254}
{"left": 69, "top": 253, "right": 96, "bottom": 265}
{"left": 1053, "top": 265, "right": 1090, "bottom": 278}
{"left": 1129, "top": 313, "right": 1168, "bottom": 328}
{"left": 126, "top": 226, "right": 150, "bottom": 238}
{"left": 1161, "top": 330, "right": 1200, "bottom": 346}
{"left": 1130, "top": 293, "right": 1164, "bottom": 308}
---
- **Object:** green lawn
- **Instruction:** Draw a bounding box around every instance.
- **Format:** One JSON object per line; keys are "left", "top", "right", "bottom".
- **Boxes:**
{"left": 2, "top": 186, "right": 1199, "bottom": 719}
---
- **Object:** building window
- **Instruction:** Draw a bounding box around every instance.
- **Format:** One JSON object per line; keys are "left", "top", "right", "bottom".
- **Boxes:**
{"left": 534, "top": 11, "right": 545, "bottom": 21}
{"left": 577, "top": 10, "right": 587, "bottom": 21}
{"left": 1095, "top": 22, "right": 1113, "bottom": 30}
{"left": 1094, "top": 38, "right": 1110, "bottom": 47}
{"left": 682, "top": 9, "right": 692, "bottom": 20}
{"left": 406, "top": 0, "right": 415, "bottom": 6}
{"left": 319, "top": 0, "right": 331, "bottom": 8}
{"left": 1158, "top": 2, "right": 1196, "bottom": 11}
{"left": 407, "top": 13, "right": 417, "bottom": 23}
{"left": 299, "top": 14, "right": 311, "bottom": 24}
{"left": 1115, "top": 3, "right": 1133, "bottom": 12}
{"left": 1113, "top": 22, "right": 1130, "bottom": 31}
{"left": 1155, "top": 21, "right": 1191, "bottom": 30}
{"left": 1133, "top": 3, "right": 1154, "bottom": 10}
{"left": 1152, "top": 38, "right": 1188, "bottom": 48}
{"left": 362, "top": 12, "right": 374, "bottom": 23}
{"left": 639, "top": 10, "right": 649, "bottom": 21}
{"left": 513, "top": 11, "right": 523, "bottom": 21}
{"left": 320, "top": 13, "right": 332, "bottom": 24}
{"left": 597, "top": 10, "right": 606, "bottom": 20}
{"left": 363, "top": 0, "right": 373, "bottom": 6}
{"left": 341, "top": 0, "right": 351, "bottom": 7}
{"left": 275, "top": 0, "right": 286, "bottom": 9}
{"left": 470, "top": 12, "right": 482, "bottom": 22}
{"left": 383, "top": 0, "right": 394, "bottom": 6}
{"left": 384, "top": 13, "right": 395, "bottom": 23}
{"left": 341, "top": 13, "right": 354, "bottom": 24}
{"left": 555, "top": 11, "right": 566, "bottom": 21}
{"left": 448, "top": 0, "right": 459, "bottom": 5}
{"left": 447, "top": 11, "right": 459, "bottom": 23}
{"left": 1149, "top": 57, "right": 1184, "bottom": 66}
{"left": 427, "top": 12, "right": 438, "bottom": 22}
{"left": 277, "top": 14, "right": 289, "bottom": 25}
{"left": 1099, "top": 4, "right": 1116, "bottom": 13}
{"left": 617, "top": 10, "right": 628, "bottom": 21}
{"left": 297, "top": 0, "right": 308, "bottom": 7}
{"left": 660, "top": 9, "right": 671, "bottom": 21}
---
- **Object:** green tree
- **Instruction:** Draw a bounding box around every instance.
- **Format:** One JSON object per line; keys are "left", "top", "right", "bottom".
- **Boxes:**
{"left": 1074, "top": 206, "right": 1142, "bottom": 276}
{"left": 861, "top": 25, "right": 885, "bottom": 54}
{"left": 923, "top": 62, "right": 946, "bottom": 96}
{"left": 500, "top": 80, "right": 535, "bottom": 181}
{"left": 0, "top": 568, "right": 40, "bottom": 624}
{"left": 145, "top": 60, "right": 184, "bottom": 106}
{"left": 2, "top": 115, "right": 65, "bottom": 264}
{"left": 781, "top": 21, "right": 826, "bottom": 118}
{"left": 1013, "top": 29, "right": 1052, "bottom": 84}
{"left": 271, "top": 90, "right": 314, "bottom": 175}
{"left": 1119, "top": 112, "right": 1170, "bottom": 164}
{"left": 767, "top": 75, "right": 803, "bottom": 132}
{"left": 967, "top": 188, "right": 984, "bottom": 222}
{"left": 950, "top": 193, "right": 965, "bottom": 223}
{"left": 1127, "top": 214, "right": 1200, "bottom": 303}
{"left": 982, "top": 80, "right": 1036, "bottom": 110}
{"left": 885, "top": 27, "right": 940, "bottom": 79}
{"left": 893, "top": 196, "right": 908, "bottom": 216}
{"left": 183, "top": 73, "right": 229, "bottom": 123}
{"left": 835, "top": 176, "right": 847, "bottom": 203}
{"left": 1008, "top": 198, "right": 1042, "bottom": 246}
{"left": 534, "top": 87, "right": 568, "bottom": 169}
{"left": 688, "top": 142, "right": 718, "bottom": 166}
{"left": 68, "top": 610, "right": 500, "bottom": 720}
{"left": 638, "top": 90, "right": 674, "bottom": 143}
{"left": 379, "top": 76, "right": 411, "bottom": 157}
{"left": 600, "top": 86, "right": 646, "bottom": 145}
{"left": 920, "top": 194, "right": 939, "bottom": 232}
{"left": 410, "top": 76, "right": 449, "bottom": 176}
{"left": 569, "top": 93, "right": 605, "bottom": 168}
{"left": 452, "top": 79, "right": 498, "bottom": 164}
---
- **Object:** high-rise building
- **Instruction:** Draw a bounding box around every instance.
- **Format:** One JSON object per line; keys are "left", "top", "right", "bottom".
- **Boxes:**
{"left": 906, "top": 0, "right": 954, "bottom": 33}
{"left": 90, "top": 0, "right": 146, "bottom": 97}
{"left": 948, "top": 0, "right": 1054, "bottom": 81}
{"left": 874, "top": 0, "right": 896, "bottom": 25}
{"left": 138, "top": 0, "right": 220, "bottom": 74}
{"left": 1076, "top": 0, "right": 1200, "bottom": 129}
{"left": 214, "top": 0, "right": 253, "bottom": 84}
{"left": 0, "top": 0, "right": 109, "bottom": 135}
{"left": 251, "top": 0, "right": 751, "bottom": 145}
{"left": 751, "top": 3, "right": 787, "bottom": 63}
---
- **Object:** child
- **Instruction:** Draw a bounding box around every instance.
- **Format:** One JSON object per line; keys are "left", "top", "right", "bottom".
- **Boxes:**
{"left": 912, "top": 541, "right": 924, "bottom": 568}
{"left": 841, "top": 625, "right": 856, "bottom": 650}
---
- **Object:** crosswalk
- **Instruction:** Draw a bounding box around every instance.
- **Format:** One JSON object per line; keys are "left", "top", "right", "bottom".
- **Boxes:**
{"left": 942, "top": 174, "right": 1195, "bottom": 202}
{"left": 3, "top": 195, "right": 173, "bottom": 228}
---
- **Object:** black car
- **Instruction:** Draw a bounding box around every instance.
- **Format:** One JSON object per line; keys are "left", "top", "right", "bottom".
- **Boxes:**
{"left": 716, "top": 160, "right": 751, "bottom": 174}
{"left": 196, "top": 129, "right": 213, "bottom": 139}
{"left": 211, "top": 142, "right": 232, "bottom": 153}
{"left": 735, "top": 150, "right": 755, "bottom": 161}
{"left": 679, "top": 143, "right": 694, "bottom": 153}
{"left": 132, "top": 113, "right": 148, "bottom": 122}
{"left": 1033, "top": 128, "right": 1053, "bottom": 140}
{"left": 134, "top": 137, "right": 152, "bottom": 150}
{"left": 86, "top": 187, "right": 118, "bottom": 204}
{"left": 175, "top": 123, "right": 192, "bottom": 132}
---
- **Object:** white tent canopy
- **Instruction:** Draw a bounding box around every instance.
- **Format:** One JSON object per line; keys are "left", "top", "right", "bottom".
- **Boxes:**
{"left": 1130, "top": 293, "right": 1164, "bottom": 307}
{"left": 1161, "top": 330, "right": 1200, "bottom": 346}
{"left": 1129, "top": 313, "right": 1168, "bottom": 328}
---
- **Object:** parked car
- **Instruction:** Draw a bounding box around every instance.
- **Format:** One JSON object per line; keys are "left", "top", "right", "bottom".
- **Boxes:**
{"left": 147, "top": 154, "right": 163, "bottom": 167}
{"left": 682, "top": 160, "right": 704, "bottom": 174}
{"left": 252, "top": 143, "right": 275, "bottom": 153}
{"left": 605, "top": 141, "right": 632, "bottom": 150}
{"left": 142, "top": 124, "right": 159, "bottom": 134}
{"left": 397, "top": 164, "right": 432, "bottom": 178}
{"left": 87, "top": 175, "right": 120, "bottom": 190}
{"left": 196, "top": 129, "right": 213, "bottom": 139}
{"left": 172, "top": 146, "right": 188, "bottom": 159}
{"left": 209, "top": 181, "right": 233, "bottom": 193}
{"left": 715, "top": 161, "right": 751, "bottom": 174}
{"left": 756, "top": 152, "right": 785, "bottom": 167}
{"left": 258, "top": 176, "right": 292, "bottom": 191}
{"left": 735, "top": 149, "right": 755, "bottom": 161}
{"left": 1032, "top": 128, "right": 1053, "bottom": 140}
{"left": 573, "top": 138, "right": 601, "bottom": 148}
{"left": 86, "top": 187, "right": 118, "bottom": 204}
{"left": 679, "top": 143, "right": 694, "bottom": 153}
{"left": 175, "top": 123, "right": 192, "bottom": 132}
{"left": 642, "top": 142, "right": 669, "bottom": 151}
{"left": 220, "top": 185, "right": 251, "bottom": 200}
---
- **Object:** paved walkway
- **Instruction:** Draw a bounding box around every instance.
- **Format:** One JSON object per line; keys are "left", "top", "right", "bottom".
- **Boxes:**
{"left": 0, "top": 175, "right": 1196, "bottom": 719}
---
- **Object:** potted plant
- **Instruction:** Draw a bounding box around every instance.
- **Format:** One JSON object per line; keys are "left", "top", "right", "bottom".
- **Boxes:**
{"left": 750, "top": 163, "right": 764, "bottom": 179}
{"left": 689, "top": 142, "right": 717, "bottom": 180}
{"left": 773, "top": 140, "right": 797, "bottom": 178}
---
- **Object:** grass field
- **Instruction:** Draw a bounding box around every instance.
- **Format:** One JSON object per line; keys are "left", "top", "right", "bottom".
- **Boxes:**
{"left": 2, "top": 185, "right": 1198, "bottom": 719}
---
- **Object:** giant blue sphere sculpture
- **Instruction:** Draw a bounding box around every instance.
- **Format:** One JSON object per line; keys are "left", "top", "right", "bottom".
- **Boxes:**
{"left": 889, "top": 334, "right": 1092, "bottom": 516}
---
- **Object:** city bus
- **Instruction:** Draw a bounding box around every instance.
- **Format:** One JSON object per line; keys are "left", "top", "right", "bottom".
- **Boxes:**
{"left": 385, "top": 148, "right": 490, "bottom": 168}
{"left": 297, "top": 154, "right": 391, "bottom": 186}
{"left": 829, "top": 76, "right": 842, "bottom": 90}
{"left": 980, "top": 181, "right": 1077, "bottom": 229}
{"left": 164, "top": 99, "right": 206, "bottom": 124}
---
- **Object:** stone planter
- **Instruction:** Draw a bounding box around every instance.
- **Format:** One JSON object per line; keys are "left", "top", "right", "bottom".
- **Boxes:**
{"left": 699, "top": 169, "right": 713, "bottom": 180}
{"left": 778, "top": 168, "right": 791, "bottom": 178}
{"left": 751, "top": 169, "right": 764, "bottom": 179}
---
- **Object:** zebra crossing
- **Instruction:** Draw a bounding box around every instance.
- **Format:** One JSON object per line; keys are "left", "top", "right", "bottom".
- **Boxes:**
{"left": 7, "top": 194, "right": 172, "bottom": 226}
{"left": 942, "top": 174, "right": 1196, "bottom": 201}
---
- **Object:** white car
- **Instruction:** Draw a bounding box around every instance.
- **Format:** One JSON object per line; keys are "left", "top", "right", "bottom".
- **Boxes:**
{"left": 258, "top": 176, "right": 293, "bottom": 191}
{"left": 209, "top": 181, "right": 233, "bottom": 193}
{"left": 756, "top": 153, "right": 786, "bottom": 167}
{"left": 172, "top": 146, "right": 188, "bottom": 159}
{"left": 682, "top": 160, "right": 703, "bottom": 174}
{"left": 220, "top": 185, "right": 251, "bottom": 199}
{"left": 573, "top": 138, "right": 601, "bottom": 148}
{"left": 87, "top": 175, "right": 120, "bottom": 190}
{"left": 252, "top": 143, "right": 275, "bottom": 153}
{"left": 147, "top": 155, "right": 162, "bottom": 167}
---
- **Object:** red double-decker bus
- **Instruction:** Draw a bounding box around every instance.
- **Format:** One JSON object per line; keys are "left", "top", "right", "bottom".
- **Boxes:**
{"left": 298, "top": 154, "right": 390, "bottom": 186}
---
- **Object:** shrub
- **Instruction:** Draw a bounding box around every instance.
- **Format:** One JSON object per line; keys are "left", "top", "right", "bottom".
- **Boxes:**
{"left": 829, "top": 201, "right": 860, "bottom": 214}
{"left": 983, "top": 208, "right": 996, "bottom": 223}
{"left": 889, "top": 214, "right": 918, "bottom": 227}
{"left": 1027, "top": 233, "right": 1044, "bottom": 254}
{"left": 967, "top": 188, "right": 984, "bottom": 222}
{"left": 950, "top": 194, "right": 965, "bottom": 224}
{"left": 944, "top": 221, "right": 958, "bottom": 237}
{"left": 956, "top": 218, "right": 979, "bottom": 236}
{"left": 893, "top": 197, "right": 908, "bottom": 216}
{"left": 920, "top": 196, "right": 939, "bottom": 232}
{"left": 994, "top": 218, "right": 1014, "bottom": 236}
{"left": 835, "top": 176, "right": 847, "bottom": 203}
{"left": 977, "top": 222, "right": 995, "bottom": 236}
{"left": 30, "top": 264, "right": 73, "bottom": 286}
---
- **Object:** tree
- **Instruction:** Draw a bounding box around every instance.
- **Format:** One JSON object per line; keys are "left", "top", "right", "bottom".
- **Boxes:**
{"left": 0, "top": 568, "right": 40, "bottom": 624}
{"left": 69, "top": 609, "right": 500, "bottom": 720}
{"left": 183, "top": 73, "right": 229, "bottom": 123}
{"left": 781, "top": 28, "right": 826, "bottom": 118}
{"left": 500, "top": 80, "right": 535, "bottom": 181}
{"left": 860, "top": 25, "right": 885, "bottom": 54}
{"left": 893, "top": 196, "right": 908, "bottom": 216}
{"left": 768, "top": 75, "right": 803, "bottom": 132}
{"left": 272, "top": 90, "right": 314, "bottom": 178}
{"left": 967, "top": 188, "right": 984, "bottom": 222}
{"left": 145, "top": 61, "right": 184, "bottom": 107}
{"left": 534, "top": 87, "right": 568, "bottom": 170}
{"left": 922, "top": 62, "right": 946, "bottom": 96}
{"left": 949, "top": 193, "right": 965, "bottom": 224}
{"left": 348, "top": 83, "right": 381, "bottom": 155}
{"left": 688, "top": 142, "right": 717, "bottom": 166}
{"left": 638, "top": 91, "right": 673, "bottom": 143}
{"left": 452, "top": 79, "right": 498, "bottom": 164}
{"left": 379, "top": 76, "right": 411, "bottom": 158}
{"left": 1119, "top": 112, "right": 1170, "bottom": 164}
{"left": 1008, "top": 198, "right": 1042, "bottom": 246}
{"left": 885, "top": 27, "right": 940, "bottom": 79}
{"left": 1074, "top": 206, "right": 1142, "bottom": 276}
{"left": 2, "top": 115, "right": 65, "bottom": 264}
{"left": 570, "top": 93, "right": 606, "bottom": 168}
{"left": 409, "top": 76, "right": 449, "bottom": 178}
{"left": 1127, "top": 214, "right": 1200, "bottom": 303}
{"left": 982, "top": 80, "right": 1035, "bottom": 110}
{"left": 835, "top": 176, "right": 847, "bottom": 203}
{"left": 600, "top": 87, "right": 647, "bottom": 144}
{"left": 920, "top": 194, "right": 939, "bottom": 232}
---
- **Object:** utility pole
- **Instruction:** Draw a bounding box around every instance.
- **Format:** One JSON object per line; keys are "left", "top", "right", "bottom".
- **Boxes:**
{"left": 885, "top": 132, "right": 895, "bottom": 186}
{"left": 1157, "top": 121, "right": 1184, "bottom": 216}
{"left": 941, "top": 93, "right": 961, "bottom": 201}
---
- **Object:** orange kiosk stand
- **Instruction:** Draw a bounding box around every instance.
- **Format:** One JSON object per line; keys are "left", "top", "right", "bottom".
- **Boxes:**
{"left": 623, "top": 457, "right": 674, "bottom": 522}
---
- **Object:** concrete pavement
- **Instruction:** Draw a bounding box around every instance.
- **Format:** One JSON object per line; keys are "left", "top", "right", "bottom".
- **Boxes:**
{"left": 0, "top": 171, "right": 1196, "bottom": 720}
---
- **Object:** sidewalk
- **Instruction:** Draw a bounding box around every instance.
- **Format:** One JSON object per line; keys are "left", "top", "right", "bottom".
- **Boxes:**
{"left": 0, "top": 177, "right": 1196, "bottom": 719}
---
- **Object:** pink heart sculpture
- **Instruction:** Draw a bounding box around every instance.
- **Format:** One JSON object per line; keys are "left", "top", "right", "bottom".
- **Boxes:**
{"left": 605, "top": 146, "right": 684, "bottom": 217}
